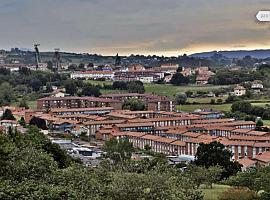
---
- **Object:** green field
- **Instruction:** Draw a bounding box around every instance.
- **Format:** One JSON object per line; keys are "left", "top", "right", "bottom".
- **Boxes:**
{"left": 263, "top": 120, "right": 270, "bottom": 126}
{"left": 177, "top": 104, "right": 232, "bottom": 112}
{"left": 86, "top": 80, "right": 231, "bottom": 97}
{"left": 177, "top": 102, "right": 270, "bottom": 112}
{"left": 187, "top": 96, "right": 228, "bottom": 104}
{"left": 11, "top": 100, "right": 37, "bottom": 109}
{"left": 27, "top": 101, "right": 37, "bottom": 109}
{"left": 144, "top": 84, "right": 230, "bottom": 97}
{"left": 86, "top": 80, "right": 113, "bottom": 86}
{"left": 202, "top": 184, "right": 231, "bottom": 200}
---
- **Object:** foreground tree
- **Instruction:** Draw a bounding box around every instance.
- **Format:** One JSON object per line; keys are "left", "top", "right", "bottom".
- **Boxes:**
{"left": 194, "top": 141, "right": 241, "bottom": 178}
{"left": 227, "top": 166, "right": 270, "bottom": 198}
{"left": 103, "top": 138, "right": 134, "bottom": 164}
{"left": 0, "top": 127, "right": 204, "bottom": 199}
{"left": 186, "top": 165, "right": 223, "bottom": 189}
{"left": 109, "top": 171, "right": 203, "bottom": 200}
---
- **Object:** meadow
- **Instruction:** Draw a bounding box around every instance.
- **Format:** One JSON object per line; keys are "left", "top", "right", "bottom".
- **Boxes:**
{"left": 202, "top": 184, "right": 231, "bottom": 200}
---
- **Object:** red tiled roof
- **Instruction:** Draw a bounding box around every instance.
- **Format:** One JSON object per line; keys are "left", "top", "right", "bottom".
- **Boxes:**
{"left": 254, "top": 151, "right": 270, "bottom": 163}
{"left": 115, "top": 122, "right": 154, "bottom": 128}
{"left": 171, "top": 141, "right": 186, "bottom": 146}
{"left": 38, "top": 96, "right": 120, "bottom": 103}
{"left": 183, "top": 132, "right": 201, "bottom": 138}
{"left": 51, "top": 107, "right": 114, "bottom": 113}
{"left": 238, "top": 158, "right": 257, "bottom": 168}
{"left": 84, "top": 120, "right": 126, "bottom": 126}
{"left": 153, "top": 137, "right": 176, "bottom": 144}
{"left": 125, "top": 132, "right": 147, "bottom": 138}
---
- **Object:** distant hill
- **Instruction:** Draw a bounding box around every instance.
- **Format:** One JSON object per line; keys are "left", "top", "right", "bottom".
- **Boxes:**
{"left": 190, "top": 49, "right": 270, "bottom": 59}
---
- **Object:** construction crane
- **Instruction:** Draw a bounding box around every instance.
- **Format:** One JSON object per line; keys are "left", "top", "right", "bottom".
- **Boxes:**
{"left": 34, "top": 44, "right": 41, "bottom": 69}
{"left": 54, "top": 48, "right": 61, "bottom": 71}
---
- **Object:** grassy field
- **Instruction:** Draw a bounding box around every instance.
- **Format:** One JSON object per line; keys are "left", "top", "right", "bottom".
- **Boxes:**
{"left": 187, "top": 96, "right": 228, "bottom": 104}
{"left": 177, "top": 101, "right": 270, "bottom": 112}
{"left": 11, "top": 100, "right": 37, "bottom": 109}
{"left": 27, "top": 101, "right": 37, "bottom": 109}
{"left": 263, "top": 120, "right": 270, "bottom": 126}
{"left": 202, "top": 184, "right": 231, "bottom": 200}
{"left": 86, "top": 80, "right": 113, "bottom": 86}
{"left": 144, "top": 84, "right": 230, "bottom": 97}
{"left": 86, "top": 80, "right": 231, "bottom": 97}
{"left": 177, "top": 104, "right": 232, "bottom": 112}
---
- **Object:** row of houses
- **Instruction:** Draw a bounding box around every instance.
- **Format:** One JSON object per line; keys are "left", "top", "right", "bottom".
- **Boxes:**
{"left": 70, "top": 70, "right": 164, "bottom": 83}
{"left": 95, "top": 119, "right": 270, "bottom": 162}
{"left": 36, "top": 94, "right": 175, "bottom": 112}
{"left": 70, "top": 64, "right": 216, "bottom": 85}
{"left": 2, "top": 104, "right": 270, "bottom": 167}
{"left": 233, "top": 80, "right": 264, "bottom": 96}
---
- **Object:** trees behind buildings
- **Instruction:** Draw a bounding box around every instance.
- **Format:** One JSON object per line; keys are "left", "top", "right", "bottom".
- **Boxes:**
{"left": 170, "top": 72, "right": 189, "bottom": 86}
{"left": 122, "top": 98, "right": 146, "bottom": 111}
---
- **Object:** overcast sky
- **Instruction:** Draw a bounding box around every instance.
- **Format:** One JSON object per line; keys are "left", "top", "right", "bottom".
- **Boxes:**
{"left": 0, "top": 0, "right": 269, "bottom": 55}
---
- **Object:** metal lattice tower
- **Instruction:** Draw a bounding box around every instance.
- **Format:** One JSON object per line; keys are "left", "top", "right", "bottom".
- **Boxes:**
{"left": 54, "top": 48, "right": 61, "bottom": 71}
{"left": 34, "top": 44, "right": 41, "bottom": 69}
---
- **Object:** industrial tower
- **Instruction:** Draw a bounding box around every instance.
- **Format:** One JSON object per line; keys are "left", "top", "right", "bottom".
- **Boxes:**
{"left": 54, "top": 48, "right": 61, "bottom": 71}
{"left": 34, "top": 44, "right": 41, "bottom": 69}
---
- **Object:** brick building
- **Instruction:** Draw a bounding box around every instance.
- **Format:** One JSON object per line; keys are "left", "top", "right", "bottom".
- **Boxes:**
{"left": 37, "top": 96, "right": 122, "bottom": 110}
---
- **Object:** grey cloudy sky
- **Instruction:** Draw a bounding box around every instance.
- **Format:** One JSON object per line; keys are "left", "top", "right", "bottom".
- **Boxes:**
{"left": 0, "top": 0, "right": 269, "bottom": 55}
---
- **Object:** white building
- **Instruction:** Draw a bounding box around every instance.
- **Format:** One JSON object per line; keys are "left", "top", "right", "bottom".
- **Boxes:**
{"left": 251, "top": 80, "right": 263, "bottom": 93}
{"left": 234, "top": 85, "right": 246, "bottom": 96}
{"left": 71, "top": 71, "right": 114, "bottom": 80}
{"left": 137, "top": 76, "right": 154, "bottom": 83}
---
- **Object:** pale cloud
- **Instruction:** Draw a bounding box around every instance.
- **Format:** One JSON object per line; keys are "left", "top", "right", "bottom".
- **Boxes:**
{"left": 0, "top": 0, "right": 269, "bottom": 55}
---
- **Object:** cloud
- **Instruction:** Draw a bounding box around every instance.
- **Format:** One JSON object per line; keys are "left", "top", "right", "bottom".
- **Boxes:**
{"left": 0, "top": 0, "right": 269, "bottom": 55}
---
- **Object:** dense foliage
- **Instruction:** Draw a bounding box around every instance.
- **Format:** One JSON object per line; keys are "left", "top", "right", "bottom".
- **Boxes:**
{"left": 170, "top": 73, "right": 189, "bottom": 85}
{"left": 226, "top": 166, "right": 270, "bottom": 199}
{"left": 209, "top": 64, "right": 270, "bottom": 86}
{"left": 231, "top": 101, "right": 270, "bottom": 120}
{"left": 0, "top": 128, "right": 203, "bottom": 200}
{"left": 122, "top": 98, "right": 146, "bottom": 111}
{"left": 194, "top": 141, "right": 242, "bottom": 178}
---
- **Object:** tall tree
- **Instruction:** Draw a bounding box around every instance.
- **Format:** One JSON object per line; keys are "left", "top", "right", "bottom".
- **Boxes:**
{"left": 64, "top": 80, "right": 77, "bottom": 95}
{"left": 194, "top": 141, "right": 241, "bottom": 178}
{"left": 175, "top": 93, "right": 187, "bottom": 105}
{"left": 0, "top": 82, "right": 16, "bottom": 106}
{"left": 81, "top": 85, "right": 101, "bottom": 97}
{"left": 127, "top": 81, "right": 145, "bottom": 94}
{"left": 103, "top": 138, "right": 134, "bottom": 164}
{"left": 170, "top": 73, "right": 189, "bottom": 85}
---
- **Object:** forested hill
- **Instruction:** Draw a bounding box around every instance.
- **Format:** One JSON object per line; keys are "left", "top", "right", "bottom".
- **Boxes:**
{"left": 190, "top": 49, "right": 270, "bottom": 59}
